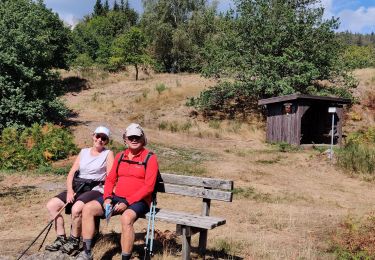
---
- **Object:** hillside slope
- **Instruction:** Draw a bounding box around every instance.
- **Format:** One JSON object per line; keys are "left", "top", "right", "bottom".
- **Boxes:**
{"left": 1, "top": 69, "right": 375, "bottom": 259}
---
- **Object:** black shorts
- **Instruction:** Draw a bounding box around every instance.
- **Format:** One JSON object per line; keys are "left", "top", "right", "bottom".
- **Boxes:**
{"left": 96, "top": 195, "right": 149, "bottom": 219}
{"left": 55, "top": 190, "right": 103, "bottom": 204}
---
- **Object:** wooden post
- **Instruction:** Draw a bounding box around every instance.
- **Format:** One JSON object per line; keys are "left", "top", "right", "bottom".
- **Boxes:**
{"left": 181, "top": 226, "right": 191, "bottom": 260}
{"left": 199, "top": 198, "right": 211, "bottom": 257}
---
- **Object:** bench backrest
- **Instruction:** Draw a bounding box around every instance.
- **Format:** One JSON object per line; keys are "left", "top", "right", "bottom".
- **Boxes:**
{"left": 156, "top": 173, "right": 233, "bottom": 216}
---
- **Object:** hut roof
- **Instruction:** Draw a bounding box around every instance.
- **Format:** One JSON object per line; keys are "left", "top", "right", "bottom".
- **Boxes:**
{"left": 258, "top": 94, "right": 351, "bottom": 105}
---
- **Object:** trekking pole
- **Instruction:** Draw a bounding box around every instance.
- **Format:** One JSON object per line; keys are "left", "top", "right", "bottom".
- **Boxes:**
{"left": 143, "top": 198, "right": 157, "bottom": 260}
{"left": 37, "top": 221, "right": 53, "bottom": 251}
{"left": 16, "top": 183, "right": 86, "bottom": 260}
{"left": 144, "top": 201, "right": 153, "bottom": 260}
{"left": 149, "top": 201, "right": 156, "bottom": 256}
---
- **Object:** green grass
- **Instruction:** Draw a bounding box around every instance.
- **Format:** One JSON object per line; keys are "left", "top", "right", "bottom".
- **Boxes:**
{"left": 36, "top": 165, "right": 72, "bottom": 175}
{"left": 148, "top": 143, "right": 214, "bottom": 176}
{"left": 233, "top": 186, "right": 312, "bottom": 204}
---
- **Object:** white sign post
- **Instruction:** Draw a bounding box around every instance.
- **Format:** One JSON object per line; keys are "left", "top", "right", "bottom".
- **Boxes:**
{"left": 328, "top": 107, "right": 337, "bottom": 160}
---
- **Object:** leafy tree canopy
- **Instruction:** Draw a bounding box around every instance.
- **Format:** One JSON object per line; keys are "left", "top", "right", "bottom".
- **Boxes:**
{"left": 141, "top": 0, "right": 217, "bottom": 72}
{"left": 110, "top": 27, "right": 153, "bottom": 80}
{"left": 71, "top": 5, "right": 138, "bottom": 67}
{"left": 0, "top": 0, "right": 71, "bottom": 129}
{"left": 194, "top": 0, "right": 356, "bottom": 118}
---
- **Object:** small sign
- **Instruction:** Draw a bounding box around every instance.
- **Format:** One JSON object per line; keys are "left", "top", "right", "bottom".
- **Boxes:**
{"left": 328, "top": 107, "right": 337, "bottom": 113}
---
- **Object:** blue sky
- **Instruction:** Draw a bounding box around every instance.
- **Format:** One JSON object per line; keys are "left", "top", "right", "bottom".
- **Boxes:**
{"left": 44, "top": 0, "right": 375, "bottom": 34}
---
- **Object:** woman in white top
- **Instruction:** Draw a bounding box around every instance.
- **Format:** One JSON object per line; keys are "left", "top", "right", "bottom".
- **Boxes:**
{"left": 45, "top": 126, "right": 114, "bottom": 255}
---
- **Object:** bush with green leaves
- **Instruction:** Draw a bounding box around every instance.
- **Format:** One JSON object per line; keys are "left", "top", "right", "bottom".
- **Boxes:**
{"left": 336, "top": 127, "right": 375, "bottom": 175}
{"left": 0, "top": 0, "right": 71, "bottom": 130}
{"left": 0, "top": 124, "right": 78, "bottom": 170}
{"left": 339, "top": 45, "right": 375, "bottom": 69}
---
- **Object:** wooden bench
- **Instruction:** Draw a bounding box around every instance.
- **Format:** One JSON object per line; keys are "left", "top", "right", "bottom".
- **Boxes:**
{"left": 144, "top": 173, "right": 234, "bottom": 260}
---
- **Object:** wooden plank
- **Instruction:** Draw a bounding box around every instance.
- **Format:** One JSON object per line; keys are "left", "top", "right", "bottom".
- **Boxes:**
{"left": 181, "top": 226, "right": 191, "bottom": 260}
{"left": 159, "top": 173, "right": 233, "bottom": 190}
{"left": 145, "top": 209, "right": 226, "bottom": 229}
{"left": 156, "top": 183, "right": 232, "bottom": 202}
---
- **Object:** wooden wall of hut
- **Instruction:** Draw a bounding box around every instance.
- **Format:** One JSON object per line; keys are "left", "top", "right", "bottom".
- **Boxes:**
{"left": 266, "top": 102, "right": 299, "bottom": 145}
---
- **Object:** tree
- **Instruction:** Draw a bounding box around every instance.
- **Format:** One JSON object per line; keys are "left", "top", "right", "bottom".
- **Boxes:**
{"left": 94, "top": 0, "right": 104, "bottom": 16}
{"left": 0, "top": 0, "right": 71, "bottom": 129}
{"left": 111, "top": 27, "right": 153, "bottom": 80}
{"left": 104, "top": 0, "right": 110, "bottom": 14}
{"left": 71, "top": 8, "right": 138, "bottom": 66}
{"left": 195, "top": 0, "right": 354, "bottom": 117}
{"left": 120, "top": 0, "right": 126, "bottom": 11}
{"left": 113, "top": 0, "right": 120, "bottom": 11}
{"left": 141, "top": 0, "right": 213, "bottom": 72}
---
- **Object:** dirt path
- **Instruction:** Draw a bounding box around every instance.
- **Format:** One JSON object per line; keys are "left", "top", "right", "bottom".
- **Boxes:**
{"left": 1, "top": 71, "right": 375, "bottom": 259}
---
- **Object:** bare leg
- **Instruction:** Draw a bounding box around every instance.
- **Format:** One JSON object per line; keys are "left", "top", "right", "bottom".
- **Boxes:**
{"left": 82, "top": 200, "right": 104, "bottom": 239}
{"left": 46, "top": 197, "right": 65, "bottom": 236}
{"left": 71, "top": 201, "right": 85, "bottom": 237}
{"left": 120, "top": 209, "right": 137, "bottom": 253}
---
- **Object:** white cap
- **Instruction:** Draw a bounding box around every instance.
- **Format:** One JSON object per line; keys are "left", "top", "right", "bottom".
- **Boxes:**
{"left": 125, "top": 123, "right": 144, "bottom": 137}
{"left": 125, "top": 123, "right": 147, "bottom": 145}
{"left": 94, "top": 126, "right": 110, "bottom": 137}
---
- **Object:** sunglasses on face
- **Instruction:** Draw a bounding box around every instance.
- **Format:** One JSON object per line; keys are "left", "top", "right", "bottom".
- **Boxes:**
{"left": 126, "top": 135, "right": 142, "bottom": 142}
{"left": 95, "top": 133, "right": 108, "bottom": 142}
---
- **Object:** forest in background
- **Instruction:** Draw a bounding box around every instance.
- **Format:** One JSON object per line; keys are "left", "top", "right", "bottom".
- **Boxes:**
{"left": 2, "top": 0, "right": 375, "bottom": 131}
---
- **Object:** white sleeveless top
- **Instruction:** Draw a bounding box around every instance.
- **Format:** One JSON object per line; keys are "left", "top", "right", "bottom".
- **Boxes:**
{"left": 78, "top": 148, "right": 110, "bottom": 193}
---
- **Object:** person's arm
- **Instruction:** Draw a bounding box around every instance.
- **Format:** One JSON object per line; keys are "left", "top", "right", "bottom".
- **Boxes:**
{"left": 103, "top": 152, "right": 121, "bottom": 206}
{"left": 126, "top": 154, "right": 159, "bottom": 205}
{"left": 105, "top": 150, "right": 114, "bottom": 174}
{"left": 66, "top": 153, "right": 81, "bottom": 203}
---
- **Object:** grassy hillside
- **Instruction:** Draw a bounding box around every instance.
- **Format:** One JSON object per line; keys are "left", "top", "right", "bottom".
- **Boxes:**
{"left": 1, "top": 68, "right": 374, "bottom": 259}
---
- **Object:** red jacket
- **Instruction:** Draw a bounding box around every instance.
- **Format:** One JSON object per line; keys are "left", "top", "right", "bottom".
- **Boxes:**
{"left": 103, "top": 148, "right": 159, "bottom": 206}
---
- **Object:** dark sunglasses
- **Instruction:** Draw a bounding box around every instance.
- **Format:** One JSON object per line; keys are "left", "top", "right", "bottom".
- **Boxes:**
{"left": 95, "top": 133, "right": 108, "bottom": 142}
{"left": 126, "top": 135, "right": 142, "bottom": 142}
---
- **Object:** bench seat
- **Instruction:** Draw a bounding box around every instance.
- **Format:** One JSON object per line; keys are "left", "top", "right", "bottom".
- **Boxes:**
{"left": 145, "top": 208, "right": 226, "bottom": 230}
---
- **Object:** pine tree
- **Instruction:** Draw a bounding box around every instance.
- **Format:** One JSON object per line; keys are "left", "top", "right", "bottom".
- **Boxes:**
{"left": 93, "top": 0, "right": 103, "bottom": 16}
{"left": 113, "top": 0, "right": 119, "bottom": 11}
{"left": 120, "top": 0, "right": 125, "bottom": 11}
{"left": 104, "top": 0, "right": 110, "bottom": 14}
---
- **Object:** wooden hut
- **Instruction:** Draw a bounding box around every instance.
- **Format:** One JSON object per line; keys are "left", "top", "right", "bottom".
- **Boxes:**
{"left": 258, "top": 94, "right": 351, "bottom": 146}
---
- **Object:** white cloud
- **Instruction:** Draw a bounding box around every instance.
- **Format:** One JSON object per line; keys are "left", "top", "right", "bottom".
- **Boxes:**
{"left": 337, "top": 6, "right": 375, "bottom": 33}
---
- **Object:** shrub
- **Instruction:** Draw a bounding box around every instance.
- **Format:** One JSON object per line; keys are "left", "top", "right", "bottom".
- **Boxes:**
{"left": 339, "top": 45, "right": 375, "bottom": 69}
{"left": 155, "top": 83, "right": 167, "bottom": 95}
{"left": 0, "top": 124, "right": 78, "bottom": 170}
{"left": 330, "top": 214, "right": 375, "bottom": 258}
{"left": 336, "top": 127, "right": 375, "bottom": 175}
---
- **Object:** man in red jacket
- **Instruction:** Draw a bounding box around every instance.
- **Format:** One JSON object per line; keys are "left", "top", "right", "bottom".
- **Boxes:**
{"left": 77, "top": 123, "right": 159, "bottom": 260}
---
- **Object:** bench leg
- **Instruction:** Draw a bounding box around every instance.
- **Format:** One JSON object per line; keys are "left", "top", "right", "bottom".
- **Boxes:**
{"left": 198, "top": 229, "right": 208, "bottom": 258}
{"left": 181, "top": 226, "right": 191, "bottom": 260}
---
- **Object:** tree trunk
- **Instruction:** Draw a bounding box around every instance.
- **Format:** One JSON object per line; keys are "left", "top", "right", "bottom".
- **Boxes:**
{"left": 135, "top": 64, "right": 138, "bottom": 80}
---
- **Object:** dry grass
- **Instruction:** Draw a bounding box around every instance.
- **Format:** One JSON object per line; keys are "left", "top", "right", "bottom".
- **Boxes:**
{"left": 2, "top": 69, "right": 375, "bottom": 259}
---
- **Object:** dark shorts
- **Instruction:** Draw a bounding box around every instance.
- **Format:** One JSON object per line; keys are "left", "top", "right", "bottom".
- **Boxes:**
{"left": 96, "top": 195, "right": 149, "bottom": 219}
{"left": 55, "top": 190, "right": 103, "bottom": 204}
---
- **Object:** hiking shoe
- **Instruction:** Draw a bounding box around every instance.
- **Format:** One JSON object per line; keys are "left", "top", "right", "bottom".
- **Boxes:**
{"left": 75, "top": 251, "right": 93, "bottom": 260}
{"left": 61, "top": 236, "right": 80, "bottom": 255}
{"left": 45, "top": 236, "right": 67, "bottom": 251}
